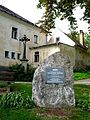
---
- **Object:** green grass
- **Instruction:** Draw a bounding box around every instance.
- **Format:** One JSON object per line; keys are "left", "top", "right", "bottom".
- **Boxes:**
{"left": 0, "top": 107, "right": 90, "bottom": 120}
{"left": 69, "top": 108, "right": 90, "bottom": 120}
{"left": 10, "top": 83, "right": 32, "bottom": 97}
{"left": 0, "top": 83, "right": 90, "bottom": 120}
{"left": 74, "top": 84, "right": 90, "bottom": 95}
{"left": 0, "top": 108, "right": 44, "bottom": 120}
{"left": 74, "top": 84, "right": 90, "bottom": 103}
{"left": 74, "top": 72, "right": 90, "bottom": 81}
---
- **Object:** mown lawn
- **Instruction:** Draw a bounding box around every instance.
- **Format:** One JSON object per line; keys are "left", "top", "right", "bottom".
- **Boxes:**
{"left": 10, "top": 83, "right": 32, "bottom": 97}
{"left": 74, "top": 72, "right": 90, "bottom": 81}
{"left": 0, "top": 107, "right": 90, "bottom": 120}
{"left": 0, "top": 83, "right": 90, "bottom": 120}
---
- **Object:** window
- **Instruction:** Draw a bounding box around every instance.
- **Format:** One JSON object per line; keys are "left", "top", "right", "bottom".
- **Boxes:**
{"left": 34, "top": 35, "right": 38, "bottom": 44}
{"left": 11, "top": 52, "right": 15, "bottom": 59}
{"left": 56, "top": 37, "right": 60, "bottom": 42}
{"left": 17, "top": 53, "right": 21, "bottom": 60}
{"left": 34, "top": 51, "right": 39, "bottom": 62}
{"left": 12, "top": 27, "right": 18, "bottom": 39}
{"left": 5, "top": 51, "right": 9, "bottom": 58}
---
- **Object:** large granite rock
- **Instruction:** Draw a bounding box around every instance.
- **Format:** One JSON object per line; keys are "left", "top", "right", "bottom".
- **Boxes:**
{"left": 32, "top": 52, "right": 75, "bottom": 108}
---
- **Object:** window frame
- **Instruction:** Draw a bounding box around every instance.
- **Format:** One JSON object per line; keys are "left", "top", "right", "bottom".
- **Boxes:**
{"left": 34, "top": 51, "right": 39, "bottom": 62}
{"left": 11, "top": 52, "right": 15, "bottom": 59}
{"left": 12, "top": 27, "right": 18, "bottom": 39}
{"left": 5, "top": 51, "right": 9, "bottom": 58}
{"left": 17, "top": 53, "right": 21, "bottom": 60}
{"left": 34, "top": 35, "right": 38, "bottom": 44}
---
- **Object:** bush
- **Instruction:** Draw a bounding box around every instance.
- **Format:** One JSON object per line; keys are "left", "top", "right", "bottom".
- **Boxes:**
{"left": 0, "top": 82, "right": 8, "bottom": 88}
{"left": 9, "top": 64, "right": 36, "bottom": 82}
{"left": 0, "top": 91, "right": 35, "bottom": 109}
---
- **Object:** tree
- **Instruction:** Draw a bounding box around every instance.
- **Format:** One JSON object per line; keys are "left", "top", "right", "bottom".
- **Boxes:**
{"left": 67, "top": 31, "right": 79, "bottom": 41}
{"left": 37, "top": 0, "right": 90, "bottom": 32}
{"left": 84, "top": 33, "right": 90, "bottom": 53}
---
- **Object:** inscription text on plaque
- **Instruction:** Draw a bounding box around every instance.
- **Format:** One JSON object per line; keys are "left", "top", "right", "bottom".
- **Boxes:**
{"left": 46, "top": 67, "right": 65, "bottom": 84}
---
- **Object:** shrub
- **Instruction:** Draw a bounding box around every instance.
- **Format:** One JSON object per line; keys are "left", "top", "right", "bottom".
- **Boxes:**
{"left": 0, "top": 82, "right": 8, "bottom": 88}
{"left": 9, "top": 63, "right": 36, "bottom": 82}
{"left": 0, "top": 91, "right": 35, "bottom": 109}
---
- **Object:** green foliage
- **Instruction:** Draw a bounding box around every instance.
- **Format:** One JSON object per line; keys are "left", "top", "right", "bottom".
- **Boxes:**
{"left": 84, "top": 33, "right": 90, "bottom": 53}
{"left": 74, "top": 84, "right": 90, "bottom": 111}
{"left": 0, "top": 82, "right": 8, "bottom": 88}
{"left": 69, "top": 108, "right": 90, "bottom": 120}
{"left": 9, "top": 64, "right": 36, "bottom": 82}
{"left": 0, "top": 84, "right": 90, "bottom": 119}
{"left": 74, "top": 72, "right": 90, "bottom": 81}
{"left": 0, "top": 91, "right": 35, "bottom": 109}
{"left": 37, "top": 0, "right": 90, "bottom": 32}
{"left": 0, "top": 107, "right": 90, "bottom": 120}
{"left": 0, "top": 108, "right": 43, "bottom": 120}
{"left": 76, "top": 99, "right": 90, "bottom": 111}
{"left": 67, "top": 31, "right": 79, "bottom": 41}
{"left": 10, "top": 83, "right": 32, "bottom": 97}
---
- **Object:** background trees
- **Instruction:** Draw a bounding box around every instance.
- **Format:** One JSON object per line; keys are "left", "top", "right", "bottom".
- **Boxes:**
{"left": 37, "top": 0, "right": 90, "bottom": 32}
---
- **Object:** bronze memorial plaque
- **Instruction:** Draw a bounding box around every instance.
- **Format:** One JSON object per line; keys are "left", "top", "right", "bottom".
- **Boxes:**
{"left": 46, "top": 67, "right": 65, "bottom": 84}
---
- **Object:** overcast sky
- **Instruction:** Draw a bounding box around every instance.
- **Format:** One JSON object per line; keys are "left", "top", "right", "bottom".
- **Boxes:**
{"left": 0, "top": 0, "right": 89, "bottom": 33}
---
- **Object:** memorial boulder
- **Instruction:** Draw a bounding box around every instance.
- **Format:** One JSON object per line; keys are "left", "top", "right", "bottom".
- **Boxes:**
{"left": 32, "top": 52, "right": 75, "bottom": 108}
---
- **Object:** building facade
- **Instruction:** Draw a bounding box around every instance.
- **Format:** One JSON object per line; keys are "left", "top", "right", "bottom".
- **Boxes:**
{"left": 30, "top": 43, "right": 75, "bottom": 67}
{"left": 0, "top": 5, "right": 47, "bottom": 69}
{"left": 74, "top": 30, "right": 90, "bottom": 69}
{"left": 0, "top": 5, "right": 90, "bottom": 70}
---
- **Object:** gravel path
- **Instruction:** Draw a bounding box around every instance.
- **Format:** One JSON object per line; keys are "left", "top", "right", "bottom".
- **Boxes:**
{"left": 74, "top": 78, "right": 90, "bottom": 85}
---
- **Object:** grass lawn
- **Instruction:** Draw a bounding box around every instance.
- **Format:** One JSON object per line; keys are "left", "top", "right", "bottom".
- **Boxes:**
{"left": 0, "top": 107, "right": 90, "bottom": 120}
{"left": 0, "top": 83, "right": 90, "bottom": 120}
{"left": 10, "top": 83, "right": 32, "bottom": 97}
{"left": 74, "top": 72, "right": 90, "bottom": 81}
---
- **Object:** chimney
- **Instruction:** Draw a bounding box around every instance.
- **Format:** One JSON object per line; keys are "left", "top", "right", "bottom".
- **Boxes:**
{"left": 79, "top": 30, "right": 84, "bottom": 46}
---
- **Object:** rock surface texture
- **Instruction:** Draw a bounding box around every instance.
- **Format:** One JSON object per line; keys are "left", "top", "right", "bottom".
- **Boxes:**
{"left": 32, "top": 52, "right": 75, "bottom": 108}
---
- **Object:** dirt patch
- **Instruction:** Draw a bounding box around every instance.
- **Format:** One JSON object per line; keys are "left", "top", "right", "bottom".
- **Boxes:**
{"left": 45, "top": 108, "right": 71, "bottom": 117}
{"left": 35, "top": 107, "right": 73, "bottom": 118}
{"left": 0, "top": 87, "right": 10, "bottom": 95}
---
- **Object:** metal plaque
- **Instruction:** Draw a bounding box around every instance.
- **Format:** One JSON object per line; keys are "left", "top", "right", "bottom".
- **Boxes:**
{"left": 46, "top": 67, "right": 65, "bottom": 84}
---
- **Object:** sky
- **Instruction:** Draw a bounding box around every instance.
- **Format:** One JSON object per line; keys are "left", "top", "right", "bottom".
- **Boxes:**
{"left": 0, "top": 0, "right": 89, "bottom": 33}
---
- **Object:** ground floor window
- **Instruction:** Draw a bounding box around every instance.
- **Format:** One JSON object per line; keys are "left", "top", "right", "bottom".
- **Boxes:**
{"left": 17, "top": 53, "right": 21, "bottom": 60}
{"left": 34, "top": 51, "right": 39, "bottom": 62}
{"left": 5, "top": 51, "right": 9, "bottom": 58}
{"left": 11, "top": 52, "right": 15, "bottom": 59}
